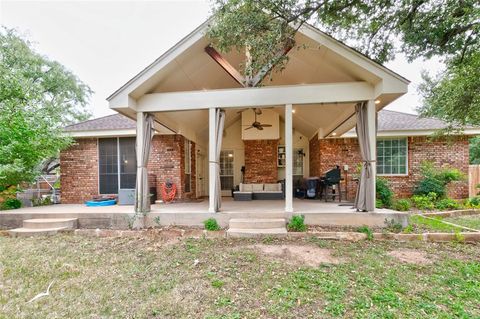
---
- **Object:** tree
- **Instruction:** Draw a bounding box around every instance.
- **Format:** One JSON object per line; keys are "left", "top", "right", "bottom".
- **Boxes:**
{"left": 0, "top": 28, "right": 92, "bottom": 189}
{"left": 207, "top": 0, "right": 479, "bottom": 125}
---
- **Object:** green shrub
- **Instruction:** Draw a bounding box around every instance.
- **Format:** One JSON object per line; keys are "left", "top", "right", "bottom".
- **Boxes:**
{"left": 413, "top": 176, "right": 446, "bottom": 198}
{"left": 411, "top": 192, "right": 436, "bottom": 210}
{"left": 413, "top": 161, "right": 464, "bottom": 198}
{"left": 376, "top": 199, "right": 384, "bottom": 209}
{"left": 287, "top": 215, "right": 307, "bottom": 232}
{"left": 376, "top": 177, "right": 393, "bottom": 208}
{"left": 1, "top": 198, "right": 22, "bottom": 210}
{"left": 435, "top": 198, "right": 461, "bottom": 211}
{"left": 203, "top": 218, "right": 220, "bottom": 231}
{"left": 465, "top": 196, "right": 480, "bottom": 208}
{"left": 392, "top": 199, "right": 411, "bottom": 211}
{"left": 357, "top": 225, "right": 373, "bottom": 240}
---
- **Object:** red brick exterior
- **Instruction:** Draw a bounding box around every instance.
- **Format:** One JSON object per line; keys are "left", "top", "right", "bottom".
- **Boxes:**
{"left": 309, "top": 134, "right": 470, "bottom": 200}
{"left": 244, "top": 139, "right": 279, "bottom": 183}
{"left": 60, "top": 135, "right": 196, "bottom": 204}
{"left": 60, "top": 138, "right": 99, "bottom": 203}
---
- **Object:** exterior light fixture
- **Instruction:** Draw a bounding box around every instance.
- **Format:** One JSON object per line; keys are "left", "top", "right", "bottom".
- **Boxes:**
{"left": 292, "top": 109, "right": 296, "bottom": 113}
{"left": 331, "top": 132, "right": 337, "bottom": 136}
{"left": 375, "top": 99, "right": 381, "bottom": 105}
{"left": 228, "top": 153, "right": 233, "bottom": 157}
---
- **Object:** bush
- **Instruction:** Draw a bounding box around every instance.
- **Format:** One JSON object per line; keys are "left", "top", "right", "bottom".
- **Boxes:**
{"left": 465, "top": 196, "right": 480, "bottom": 208}
{"left": 376, "top": 199, "right": 384, "bottom": 209}
{"left": 435, "top": 198, "right": 461, "bottom": 211}
{"left": 1, "top": 198, "right": 22, "bottom": 210}
{"left": 203, "top": 218, "right": 220, "bottom": 231}
{"left": 392, "top": 199, "right": 411, "bottom": 211}
{"left": 384, "top": 218, "right": 403, "bottom": 233}
{"left": 376, "top": 177, "right": 393, "bottom": 208}
{"left": 411, "top": 192, "right": 437, "bottom": 210}
{"left": 287, "top": 215, "right": 307, "bottom": 232}
{"left": 413, "top": 161, "right": 464, "bottom": 198}
{"left": 413, "top": 176, "right": 446, "bottom": 198}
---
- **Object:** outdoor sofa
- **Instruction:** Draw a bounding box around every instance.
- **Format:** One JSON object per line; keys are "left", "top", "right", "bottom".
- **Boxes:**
{"left": 233, "top": 182, "right": 284, "bottom": 201}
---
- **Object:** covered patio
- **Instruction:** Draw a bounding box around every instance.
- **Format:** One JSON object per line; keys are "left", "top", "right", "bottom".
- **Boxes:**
{"left": 107, "top": 21, "right": 409, "bottom": 219}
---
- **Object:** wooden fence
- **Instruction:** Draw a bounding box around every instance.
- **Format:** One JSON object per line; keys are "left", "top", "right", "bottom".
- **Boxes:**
{"left": 468, "top": 165, "right": 480, "bottom": 197}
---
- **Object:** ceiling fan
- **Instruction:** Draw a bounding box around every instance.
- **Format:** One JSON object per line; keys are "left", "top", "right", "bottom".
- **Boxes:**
{"left": 244, "top": 109, "right": 272, "bottom": 131}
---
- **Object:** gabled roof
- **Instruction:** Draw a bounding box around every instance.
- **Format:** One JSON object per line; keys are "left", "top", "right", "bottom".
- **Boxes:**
{"left": 64, "top": 114, "right": 136, "bottom": 131}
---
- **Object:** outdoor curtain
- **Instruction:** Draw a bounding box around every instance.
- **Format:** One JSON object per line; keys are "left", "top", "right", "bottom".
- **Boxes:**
{"left": 135, "top": 113, "right": 155, "bottom": 213}
{"left": 354, "top": 102, "right": 376, "bottom": 212}
{"left": 214, "top": 108, "right": 225, "bottom": 212}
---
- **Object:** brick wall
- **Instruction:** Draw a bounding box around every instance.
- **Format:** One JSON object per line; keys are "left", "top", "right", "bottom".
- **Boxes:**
{"left": 244, "top": 139, "right": 279, "bottom": 183}
{"left": 61, "top": 135, "right": 196, "bottom": 203}
{"left": 309, "top": 134, "right": 470, "bottom": 199}
{"left": 60, "top": 138, "right": 99, "bottom": 203}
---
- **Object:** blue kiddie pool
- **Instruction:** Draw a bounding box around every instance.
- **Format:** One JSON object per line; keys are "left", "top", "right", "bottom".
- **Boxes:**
{"left": 85, "top": 199, "right": 116, "bottom": 207}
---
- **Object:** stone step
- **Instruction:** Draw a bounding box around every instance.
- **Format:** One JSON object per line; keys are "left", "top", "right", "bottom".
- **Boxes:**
{"left": 229, "top": 218, "right": 286, "bottom": 230}
{"left": 8, "top": 227, "right": 68, "bottom": 238}
{"left": 23, "top": 218, "right": 78, "bottom": 230}
{"left": 227, "top": 227, "right": 288, "bottom": 238}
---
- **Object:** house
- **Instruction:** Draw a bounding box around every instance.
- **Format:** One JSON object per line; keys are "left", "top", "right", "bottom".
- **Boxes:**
{"left": 62, "top": 20, "right": 416, "bottom": 214}
{"left": 62, "top": 110, "right": 478, "bottom": 205}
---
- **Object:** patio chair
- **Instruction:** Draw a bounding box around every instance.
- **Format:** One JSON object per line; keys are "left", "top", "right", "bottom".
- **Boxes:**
{"left": 305, "top": 177, "right": 320, "bottom": 199}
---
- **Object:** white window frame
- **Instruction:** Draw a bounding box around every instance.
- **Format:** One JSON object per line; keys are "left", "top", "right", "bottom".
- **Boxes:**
{"left": 220, "top": 150, "right": 235, "bottom": 191}
{"left": 376, "top": 137, "right": 409, "bottom": 176}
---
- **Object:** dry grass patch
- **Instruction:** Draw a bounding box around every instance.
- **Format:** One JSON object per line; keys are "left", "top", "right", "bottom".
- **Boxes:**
{"left": 387, "top": 249, "right": 434, "bottom": 265}
{"left": 247, "top": 244, "right": 343, "bottom": 266}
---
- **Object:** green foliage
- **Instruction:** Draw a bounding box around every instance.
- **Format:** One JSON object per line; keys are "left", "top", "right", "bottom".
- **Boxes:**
{"left": 287, "top": 215, "right": 306, "bottom": 232}
{"left": 376, "top": 177, "right": 393, "bottom": 208}
{"left": 384, "top": 219, "right": 403, "bottom": 233}
{"left": 357, "top": 225, "right": 373, "bottom": 240}
{"left": 32, "top": 196, "right": 52, "bottom": 207}
{"left": 465, "top": 196, "right": 480, "bottom": 208}
{"left": 392, "top": 199, "right": 411, "bottom": 212}
{"left": 470, "top": 136, "right": 480, "bottom": 165}
{"left": 203, "top": 218, "right": 221, "bottom": 231}
{"left": 375, "top": 199, "right": 384, "bottom": 209}
{"left": 414, "top": 161, "right": 464, "bottom": 198}
{"left": 211, "top": 279, "right": 225, "bottom": 288}
{"left": 435, "top": 198, "right": 461, "bottom": 211}
{"left": 153, "top": 216, "right": 161, "bottom": 227}
{"left": 1, "top": 198, "right": 22, "bottom": 210}
{"left": 409, "top": 215, "right": 464, "bottom": 233}
{"left": 0, "top": 28, "right": 92, "bottom": 188}
{"left": 411, "top": 193, "right": 437, "bottom": 211}
{"left": 208, "top": 1, "right": 479, "bottom": 127}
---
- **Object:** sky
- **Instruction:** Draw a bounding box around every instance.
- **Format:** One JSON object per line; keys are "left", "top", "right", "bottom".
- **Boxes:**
{"left": 0, "top": 0, "right": 443, "bottom": 119}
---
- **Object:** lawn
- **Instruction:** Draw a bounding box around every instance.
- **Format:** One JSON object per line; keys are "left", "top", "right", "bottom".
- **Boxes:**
{"left": 444, "top": 215, "right": 480, "bottom": 231}
{"left": 1, "top": 235, "right": 479, "bottom": 318}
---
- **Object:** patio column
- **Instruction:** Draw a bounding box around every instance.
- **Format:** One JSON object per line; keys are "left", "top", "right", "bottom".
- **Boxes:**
{"left": 208, "top": 107, "right": 216, "bottom": 213}
{"left": 285, "top": 104, "right": 293, "bottom": 213}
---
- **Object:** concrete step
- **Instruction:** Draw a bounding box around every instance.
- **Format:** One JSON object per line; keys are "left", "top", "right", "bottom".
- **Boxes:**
{"left": 23, "top": 218, "right": 78, "bottom": 230}
{"left": 227, "top": 227, "right": 288, "bottom": 238}
{"left": 8, "top": 227, "right": 68, "bottom": 238}
{"left": 229, "top": 218, "right": 286, "bottom": 229}
{"left": 227, "top": 212, "right": 286, "bottom": 219}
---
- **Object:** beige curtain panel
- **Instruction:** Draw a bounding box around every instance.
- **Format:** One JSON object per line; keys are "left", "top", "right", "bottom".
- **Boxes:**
{"left": 135, "top": 113, "right": 155, "bottom": 213}
{"left": 354, "top": 102, "right": 376, "bottom": 212}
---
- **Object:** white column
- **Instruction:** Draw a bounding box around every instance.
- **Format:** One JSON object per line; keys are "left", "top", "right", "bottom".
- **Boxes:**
{"left": 366, "top": 100, "right": 377, "bottom": 212}
{"left": 208, "top": 107, "right": 216, "bottom": 213}
{"left": 285, "top": 104, "right": 293, "bottom": 213}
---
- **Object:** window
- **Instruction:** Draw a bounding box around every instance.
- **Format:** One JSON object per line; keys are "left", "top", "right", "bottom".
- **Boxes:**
{"left": 98, "top": 137, "right": 137, "bottom": 194}
{"left": 377, "top": 138, "right": 408, "bottom": 175}
{"left": 220, "top": 150, "right": 234, "bottom": 191}
{"left": 184, "top": 139, "right": 192, "bottom": 193}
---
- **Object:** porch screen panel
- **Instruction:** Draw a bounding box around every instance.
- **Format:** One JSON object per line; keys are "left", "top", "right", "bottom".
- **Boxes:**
{"left": 119, "top": 137, "right": 137, "bottom": 189}
{"left": 377, "top": 138, "right": 407, "bottom": 175}
{"left": 99, "top": 138, "right": 118, "bottom": 194}
{"left": 220, "top": 150, "right": 234, "bottom": 191}
{"left": 184, "top": 139, "right": 191, "bottom": 193}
